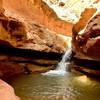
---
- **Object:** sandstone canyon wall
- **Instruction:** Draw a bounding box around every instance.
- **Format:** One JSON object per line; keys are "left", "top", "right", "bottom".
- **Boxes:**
{"left": 3, "top": 0, "right": 73, "bottom": 36}
{"left": 0, "top": 0, "right": 69, "bottom": 78}
{"left": 0, "top": 0, "right": 72, "bottom": 54}
{"left": 0, "top": 1, "right": 19, "bottom": 99}
{"left": 72, "top": 9, "right": 100, "bottom": 61}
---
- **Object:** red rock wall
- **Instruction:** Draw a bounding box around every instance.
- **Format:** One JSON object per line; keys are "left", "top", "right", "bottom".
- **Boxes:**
{"left": 3, "top": 0, "right": 73, "bottom": 36}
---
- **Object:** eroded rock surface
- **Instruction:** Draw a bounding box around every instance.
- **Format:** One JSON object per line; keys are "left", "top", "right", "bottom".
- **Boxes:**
{"left": 0, "top": 9, "right": 67, "bottom": 53}
{"left": 72, "top": 11, "right": 100, "bottom": 60}
{"left": 0, "top": 0, "right": 70, "bottom": 79}
{"left": 3, "top": 0, "right": 73, "bottom": 36}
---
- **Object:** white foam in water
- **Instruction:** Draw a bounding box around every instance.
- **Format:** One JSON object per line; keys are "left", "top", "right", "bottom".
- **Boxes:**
{"left": 42, "top": 36, "right": 72, "bottom": 76}
{"left": 42, "top": 49, "right": 72, "bottom": 76}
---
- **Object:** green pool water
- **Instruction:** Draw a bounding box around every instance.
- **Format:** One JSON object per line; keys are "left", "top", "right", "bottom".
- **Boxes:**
{"left": 7, "top": 71, "right": 100, "bottom": 100}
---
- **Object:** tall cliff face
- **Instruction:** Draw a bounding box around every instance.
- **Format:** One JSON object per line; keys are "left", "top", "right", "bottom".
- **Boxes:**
{"left": 1, "top": 0, "right": 99, "bottom": 54}
{"left": 3, "top": 0, "right": 73, "bottom": 36}
{"left": 72, "top": 10, "right": 100, "bottom": 61}
{"left": 0, "top": 0, "right": 70, "bottom": 54}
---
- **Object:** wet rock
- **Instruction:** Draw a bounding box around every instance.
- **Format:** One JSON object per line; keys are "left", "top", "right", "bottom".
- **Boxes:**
{"left": 0, "top": 0, "right": 72, "bottom": 78}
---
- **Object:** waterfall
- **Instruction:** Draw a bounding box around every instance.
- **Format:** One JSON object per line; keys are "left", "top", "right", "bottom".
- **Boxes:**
{"left": 56, "top": 48, "right": 72, "bottom": 71}
{"left": 42, "top": 36, "right": 72, "bottom": 76}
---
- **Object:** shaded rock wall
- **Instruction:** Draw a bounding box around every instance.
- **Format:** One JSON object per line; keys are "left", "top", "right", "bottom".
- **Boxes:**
{"left": 0, "top": 13, "right": 67, "bottom": 53}
{"left": 0, "top": 12, "right": 65, "bottom": 78}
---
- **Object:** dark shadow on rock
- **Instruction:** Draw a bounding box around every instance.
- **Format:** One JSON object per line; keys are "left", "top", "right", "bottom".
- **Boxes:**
{"left": 0, "top": 45, "right": 63, "bottom": 60}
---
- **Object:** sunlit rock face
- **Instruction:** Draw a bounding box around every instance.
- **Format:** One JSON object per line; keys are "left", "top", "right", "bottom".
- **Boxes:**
{"left": 1, "top": 0, "right": 100, "bottom": 53}
{"left": 0, "top": 0, "right": 69, "bottom": 53}
{"left": 2, "top": 0, "right": 99, "bottom": 53}
{"left": 43, "top": 0, "right": 99, "bottom": 23}
{"left": 21, "top": 22, "right": 67, "bottom": 53}
{"left": 0, "top": 0, "right": 67, "bottom": 78}
{"left": 0, "top": 14, "right": 27, "bottom": 47}
{"left": 72, "top": 11, "right": 100, "bottom": 61}
{"left": 0, "top": 14, "right": 67, "bottom": 53}
{"left": 3, "top": 0, "right": 73, "bottom": 36}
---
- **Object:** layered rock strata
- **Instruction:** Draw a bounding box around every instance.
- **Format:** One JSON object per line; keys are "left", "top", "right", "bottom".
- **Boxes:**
{"left": 0, "top": 0, "right": 69, "bottom": 78}
{"left": 72, "top": 9, "right": 100, "bottom": 75}
{"left": 72, "top": 9, "right": 100, "bottom": 61}
{"left": 3, "top": 0, "right": 73, "bottom": 36}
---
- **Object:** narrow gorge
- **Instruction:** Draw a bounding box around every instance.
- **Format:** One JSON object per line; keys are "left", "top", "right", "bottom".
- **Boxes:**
{"left": 0, "top": 0, "right": 100, "bottom": 100}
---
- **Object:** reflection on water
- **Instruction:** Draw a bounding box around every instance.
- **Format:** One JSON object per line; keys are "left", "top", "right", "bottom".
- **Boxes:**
{"left": 8, "top": 71, "right": 100, "bottom": 100}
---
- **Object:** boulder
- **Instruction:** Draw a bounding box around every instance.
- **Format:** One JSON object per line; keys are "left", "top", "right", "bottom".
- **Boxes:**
{"left": 0, "top": 79, "right": 20, "bottom": 100}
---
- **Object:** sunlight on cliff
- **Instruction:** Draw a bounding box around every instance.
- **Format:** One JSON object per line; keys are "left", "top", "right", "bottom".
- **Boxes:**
{"left": 43, "top": 0, "right": 100, "bottom": 23}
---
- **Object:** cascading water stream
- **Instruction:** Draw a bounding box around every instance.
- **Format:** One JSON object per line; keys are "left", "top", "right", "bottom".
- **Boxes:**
{"left": 56, "top": 48, "right": 72, "bottom": 71}
{"left": 42, "top": 36, "right": 72, "bottom": 76}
